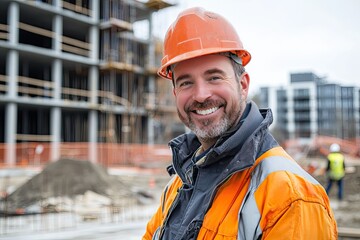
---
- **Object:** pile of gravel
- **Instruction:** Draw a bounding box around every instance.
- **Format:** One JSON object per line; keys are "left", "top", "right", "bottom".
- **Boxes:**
{"left": 2, "top": 158, "right": 133, "bottom": 213}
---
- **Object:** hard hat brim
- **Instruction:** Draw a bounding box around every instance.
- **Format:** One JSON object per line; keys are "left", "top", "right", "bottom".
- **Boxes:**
{"left": 158, "top": 48, "right": 251, "bottom": 79}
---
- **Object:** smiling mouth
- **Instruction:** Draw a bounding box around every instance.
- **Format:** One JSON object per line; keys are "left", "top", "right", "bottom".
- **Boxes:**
{"left": 195, "top": 107, "right": 219, "bottom": 115}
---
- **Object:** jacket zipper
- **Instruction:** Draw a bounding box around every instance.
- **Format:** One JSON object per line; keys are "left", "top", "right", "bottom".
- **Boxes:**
{"left": 164, "top": 143, "right": 254, "bottom": 239}
{"left": 158, "top": 185, "right": 182, "bottom": 239}
{"left": 158, "top": 146, "right": 183, "bottom": 240}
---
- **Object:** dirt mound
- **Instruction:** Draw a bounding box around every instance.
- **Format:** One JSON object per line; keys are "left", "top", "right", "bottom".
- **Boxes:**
{"left": 2, "top": 159, "right": 132, "bottom": 212}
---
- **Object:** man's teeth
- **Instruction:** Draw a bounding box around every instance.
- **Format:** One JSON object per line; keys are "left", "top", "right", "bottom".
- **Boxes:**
{"left": 196, "top": 107, "right": 218, "bottom": 115}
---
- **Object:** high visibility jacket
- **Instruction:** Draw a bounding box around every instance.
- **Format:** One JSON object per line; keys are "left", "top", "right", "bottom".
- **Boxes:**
{"left": 327, "top": 152, "right": 345, "bottom": 180}
{"left": 143, "top": 102, "right": 337, "bottom": 240}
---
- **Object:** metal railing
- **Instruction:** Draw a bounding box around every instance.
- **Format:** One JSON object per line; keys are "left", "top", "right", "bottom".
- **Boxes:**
{"left": 0, "top": 203, "right": 157, "bottom": 236}
{"left": 338, "top": 227, "right": 360, "bottom": 239}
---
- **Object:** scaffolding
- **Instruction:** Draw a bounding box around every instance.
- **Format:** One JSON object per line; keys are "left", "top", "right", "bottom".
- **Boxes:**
{"left": 0, "top": 0, "right": 179, "bottom": 166}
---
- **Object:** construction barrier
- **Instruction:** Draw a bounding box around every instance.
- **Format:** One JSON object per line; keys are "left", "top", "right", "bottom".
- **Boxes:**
{"left": 0, "top": 143, "right": 172, "bottom": 168}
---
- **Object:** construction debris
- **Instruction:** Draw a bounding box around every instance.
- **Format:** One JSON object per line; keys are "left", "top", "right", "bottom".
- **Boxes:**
{"left": 0, "top": 159, "right": 134, "bottom": 214}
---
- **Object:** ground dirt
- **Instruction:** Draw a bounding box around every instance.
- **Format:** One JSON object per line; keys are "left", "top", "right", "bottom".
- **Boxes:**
{"left": 1, "top": 159, "right": 135, "bottom": 213}
{"left": 314, "top": 161, "right": 360, "bottom": 229}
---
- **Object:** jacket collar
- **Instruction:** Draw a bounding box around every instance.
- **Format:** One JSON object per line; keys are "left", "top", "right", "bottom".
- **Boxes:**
{"left": 169, "top": 101, "right": 273, "bottom": 179}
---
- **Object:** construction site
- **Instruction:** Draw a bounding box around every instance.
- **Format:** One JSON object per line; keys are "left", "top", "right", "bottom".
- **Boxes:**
{"left": 0, "top": 0, "right": 181, "bottom": 166}
{"left": 0, "top": 0, "right": 178, "bottom": 238}
{"left": 0, "top": 0, "right": 360, "bottom": 239}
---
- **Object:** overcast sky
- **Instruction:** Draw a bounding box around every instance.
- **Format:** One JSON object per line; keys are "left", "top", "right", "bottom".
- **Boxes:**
{"left": 151, "top": 0, "right": 360, "bottom": 95}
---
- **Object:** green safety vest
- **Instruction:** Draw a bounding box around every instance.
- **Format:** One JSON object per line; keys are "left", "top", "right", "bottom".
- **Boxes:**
{"left": 328, "top": 152, "right": 345, "bottom": 180}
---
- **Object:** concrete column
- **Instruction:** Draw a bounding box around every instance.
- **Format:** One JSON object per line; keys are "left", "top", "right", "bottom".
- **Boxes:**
{"left": 89, "top": 0, "right": 99, "bottom": 59}
{"left": 50, "top": 59, "right": 62, "bottom": 161}
{"left": 8, "top": 1, "right": 19, "bottom": 45}
{"left": 5, "top": 0, "right": 19, "bottom": 165}
{"left": 52, "top": 59, "right": 62, "bottom": 100}
{"left": 53, "top": 15, "right": 62, "bottom": 53}
{"left": 147, "top": 13, "right": 155, "bottom": 144}
{"left": 7, "top": 51, "right": 18, "bottom": 99}
{"left": 51, "top": 107, "right": 61, "bottom": 161}
{"left": 89, "top": 110, "right": 98, "bottom": 163}
{"left": 7, "top": 1, "right": 19, "bottom": 98}
{"left": 5, "top": 50, "right": 19, "bottom": 165}
{"left": 5, "top": 104, "right": 17, "bottom": 166}
{"left": 89, "top": 25, "right": 99, "bottom": 60}
{"left": 88, "top": 0, "right": 99, "bottom": 163}
{"left": 50, "top": 1, "right": 62, "bottom": 162}
{"left": 91, "top": 0, "right": 100, "bottom": 21}
{"left": 89, "top": 66, "right": 98, "bottom": 105}
{"left": 89, "top": 66, "right": 98, "bottom": 163}
{"left": 53, "top": 0, "right": 62, "bottom": 9}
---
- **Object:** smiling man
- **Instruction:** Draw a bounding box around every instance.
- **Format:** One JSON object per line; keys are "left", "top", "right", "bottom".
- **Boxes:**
{"left": 173, "top": 54, "right": 248, "bottom": 150}
{"left": 142, "top": 7, "right": 337, "bottom": 240}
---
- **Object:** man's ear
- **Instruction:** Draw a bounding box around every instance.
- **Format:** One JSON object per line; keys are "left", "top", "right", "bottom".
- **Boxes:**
{"left": 240, "top": 72, "right": 250, "bottom": 97}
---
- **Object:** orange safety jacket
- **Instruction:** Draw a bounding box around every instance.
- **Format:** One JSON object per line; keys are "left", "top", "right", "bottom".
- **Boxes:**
{"left": 143, "top": 102, "right": 337, "bottom": 240}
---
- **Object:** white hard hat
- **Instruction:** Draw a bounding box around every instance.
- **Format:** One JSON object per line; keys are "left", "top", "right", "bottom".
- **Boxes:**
{"left": 330, "top": 143, "right": 340, "bottom": 152}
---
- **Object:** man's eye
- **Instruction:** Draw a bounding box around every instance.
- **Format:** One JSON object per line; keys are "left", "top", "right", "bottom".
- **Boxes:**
{"left": 209, "top": 76, "right": 221, "bottom": 81}
{"left": 178, "top": 81, "right": 192, "bottom": 87}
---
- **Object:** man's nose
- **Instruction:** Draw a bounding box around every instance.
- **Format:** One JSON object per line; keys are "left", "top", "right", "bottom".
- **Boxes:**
{"left": 192, "top": 82, "right": 212, "bottom": 102}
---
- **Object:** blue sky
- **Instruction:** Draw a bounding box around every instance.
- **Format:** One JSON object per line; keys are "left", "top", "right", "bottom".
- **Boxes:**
{"left": 151, "top": 0, "right": 360, "bottom": 94}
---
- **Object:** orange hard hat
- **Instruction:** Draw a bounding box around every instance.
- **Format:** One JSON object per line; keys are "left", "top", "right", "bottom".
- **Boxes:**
{"left": 158, "top": 7, "right": 251, "bottom": 79}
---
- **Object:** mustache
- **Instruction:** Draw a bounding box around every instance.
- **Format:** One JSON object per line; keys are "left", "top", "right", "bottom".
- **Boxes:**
{"left": 186, "top": 100, "right": 224, "bottom": 112}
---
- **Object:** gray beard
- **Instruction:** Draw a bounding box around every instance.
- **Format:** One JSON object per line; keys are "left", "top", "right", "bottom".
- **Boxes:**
{"left": 178, "top": 87, "right": 246, "bottom": 143}
{"left": 189, "top": 114, "right": 230, "bottom": 141}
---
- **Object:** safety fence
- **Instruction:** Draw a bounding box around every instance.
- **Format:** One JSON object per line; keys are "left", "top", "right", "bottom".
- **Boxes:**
{"left": 338, "top": 227, "right": 360, "bottom": 239}
{"left": 0, "top": 143, "right": 172, "bottom": 168}
{"left": 2, "top": 209, "right": 360, "bottom": 238}
{"left": 0, "top": 202, "right": 157, "bottom": 236}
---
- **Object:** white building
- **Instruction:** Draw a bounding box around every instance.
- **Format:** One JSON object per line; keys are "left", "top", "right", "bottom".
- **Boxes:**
{"left": 259, "top": 72, "right": 360, "bottom": 142}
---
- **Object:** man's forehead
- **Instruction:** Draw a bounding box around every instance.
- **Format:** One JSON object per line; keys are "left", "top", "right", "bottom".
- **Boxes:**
{"left": 173, "top": 54, "right": 232, "bottom": 73}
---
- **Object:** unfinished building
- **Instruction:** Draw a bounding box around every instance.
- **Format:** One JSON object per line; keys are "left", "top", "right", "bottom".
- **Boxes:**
{"left": 0, "top": 0, "right": 180, "bottom": 166}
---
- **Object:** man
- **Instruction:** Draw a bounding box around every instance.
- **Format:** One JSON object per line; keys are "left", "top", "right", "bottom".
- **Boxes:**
{"left": 143, "top": 7, "right": 337, "bottom": 239}
{"left": 326, "top": 143, "right": 346, "bottom": 200}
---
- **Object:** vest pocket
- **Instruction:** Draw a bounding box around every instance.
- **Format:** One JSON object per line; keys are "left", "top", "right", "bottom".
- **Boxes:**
{"left": 197, "top": 225, "right": 238, "bottom": 240}
{"left": 181, "top": 220, "right": 203, "bottom": 240}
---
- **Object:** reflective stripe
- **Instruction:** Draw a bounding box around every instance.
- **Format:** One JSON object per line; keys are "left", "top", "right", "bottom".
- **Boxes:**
{"left": 152, "top": 227, "right": 160, "bottom": 240}
{"left": 238, "top": 155, "right": 320, "bottom": 239}
{"left": 254, "top": 156, "right": 319, "bottom": 185}
{"left": 238, "top": 192, "right": 262, "bottom": 240}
